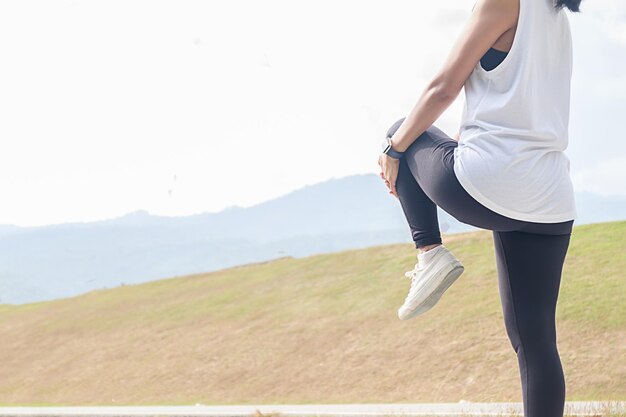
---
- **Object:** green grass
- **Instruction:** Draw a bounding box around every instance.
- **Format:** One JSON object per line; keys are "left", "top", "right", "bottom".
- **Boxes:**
{"left": 0, "top": 220, "right": 623, "bottom": 406}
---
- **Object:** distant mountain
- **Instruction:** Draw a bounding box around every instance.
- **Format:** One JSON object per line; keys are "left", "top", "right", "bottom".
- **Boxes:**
{"left": 0, "top": 174, "right": 623, "bottom": 305}
{"left": 573, "top": 191, "right": 626, "bottom": 225}
{"left": 0, "top": 224, "right": 23, "bottom": 238}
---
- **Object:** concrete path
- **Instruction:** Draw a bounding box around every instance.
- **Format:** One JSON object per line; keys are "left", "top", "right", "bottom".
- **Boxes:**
{"left": 1, "top": 401, "right": 625, "bottom": 417}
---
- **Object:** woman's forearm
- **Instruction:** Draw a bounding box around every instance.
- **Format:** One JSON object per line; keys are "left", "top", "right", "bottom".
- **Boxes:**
{"left": 390, "top": 82, "right": 459, "bottom": 153}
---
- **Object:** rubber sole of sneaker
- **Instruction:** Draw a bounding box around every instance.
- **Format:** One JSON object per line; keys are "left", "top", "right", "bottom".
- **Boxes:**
{"left": 399, "top": 263, "right": 465, "bottom": 320}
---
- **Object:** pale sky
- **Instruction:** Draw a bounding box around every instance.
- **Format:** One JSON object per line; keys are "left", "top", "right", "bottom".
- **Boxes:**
{"left": 1, "top": 0, "right": 625, "bottom": 227}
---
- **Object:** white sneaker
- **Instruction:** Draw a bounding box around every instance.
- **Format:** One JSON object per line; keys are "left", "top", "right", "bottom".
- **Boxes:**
{"left": 398, "top": 246, "right": 465, "bottom": 320}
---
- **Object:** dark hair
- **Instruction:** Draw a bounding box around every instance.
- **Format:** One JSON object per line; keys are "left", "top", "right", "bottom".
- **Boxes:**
{"left": 555, "top": 0, "right": 582, "bottom": 13}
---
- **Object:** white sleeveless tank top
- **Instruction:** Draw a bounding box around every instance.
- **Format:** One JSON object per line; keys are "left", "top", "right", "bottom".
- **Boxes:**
{"left": 453, "top": 0, "right": 578, "bottom": 223}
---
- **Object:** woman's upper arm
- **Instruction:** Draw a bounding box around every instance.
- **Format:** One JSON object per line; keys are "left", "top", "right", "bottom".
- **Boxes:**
{"left": 430, "top": 0, "right": 518, "bottom": 98}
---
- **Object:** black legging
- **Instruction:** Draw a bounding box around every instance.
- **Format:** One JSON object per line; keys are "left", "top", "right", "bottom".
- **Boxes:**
{"left": 388, "top": 118, "right": 574, "bottom": 417}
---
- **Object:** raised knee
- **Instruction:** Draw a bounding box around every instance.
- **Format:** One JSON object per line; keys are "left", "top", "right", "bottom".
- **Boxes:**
{"left": 386, "top": 118, "right": 441, "bottom": 141}
{"left": 386, "top": 117, "right": 406, "bottom": 138}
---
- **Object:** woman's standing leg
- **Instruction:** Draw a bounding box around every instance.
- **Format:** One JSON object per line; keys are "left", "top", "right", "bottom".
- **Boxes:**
{"left": 493, "top": 228, "right": 573, "bottom": 417}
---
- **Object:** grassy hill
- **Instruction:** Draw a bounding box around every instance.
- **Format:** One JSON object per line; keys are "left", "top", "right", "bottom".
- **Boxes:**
{"left": 0, "top": 220, "right": 624, "bottom": 406}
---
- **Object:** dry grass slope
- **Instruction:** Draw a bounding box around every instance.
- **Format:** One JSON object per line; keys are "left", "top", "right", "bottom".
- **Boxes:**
{"left": 0, "top": 220, "right": 624, "bottom": 406}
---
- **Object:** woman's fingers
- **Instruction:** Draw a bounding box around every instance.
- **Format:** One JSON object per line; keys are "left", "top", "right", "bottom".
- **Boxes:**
{"left": 390, "top": 182, "right": 398, "bottom": 198}
{"left": 378, "top": 155, "right": 397, "bottom": 198}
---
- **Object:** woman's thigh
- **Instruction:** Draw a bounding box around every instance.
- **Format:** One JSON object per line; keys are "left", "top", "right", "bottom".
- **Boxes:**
{"left": 400, "top": 124, "right": 525, "bottom": 232}
{"left": 397, "top": 122, "right": 574, "bottom": 235}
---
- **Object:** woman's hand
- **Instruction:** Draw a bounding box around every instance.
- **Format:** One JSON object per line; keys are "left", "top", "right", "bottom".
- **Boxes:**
{"left": 378, "top": 153, "right": 400, "bottom": 199}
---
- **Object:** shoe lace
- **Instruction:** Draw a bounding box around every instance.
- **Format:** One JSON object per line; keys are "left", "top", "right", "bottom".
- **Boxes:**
{"left": 404, "top": 260, "right": 422, "bottom": 279}
{"left": 403, "top": 261, "right": 423, "bottom": 299}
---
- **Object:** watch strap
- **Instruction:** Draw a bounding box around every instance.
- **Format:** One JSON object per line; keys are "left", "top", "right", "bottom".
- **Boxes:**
{"left": 385, "top": 137, "right": 404, "bottom": 159}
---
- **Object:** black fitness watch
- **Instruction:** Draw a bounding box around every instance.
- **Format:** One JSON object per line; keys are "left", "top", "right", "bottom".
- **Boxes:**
{"left": 381, "top": 136, "right": 404, "bottom": 159}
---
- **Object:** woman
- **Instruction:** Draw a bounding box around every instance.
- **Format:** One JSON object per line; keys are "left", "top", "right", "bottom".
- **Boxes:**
{"left": 378, "top": 0, "right": 582, "bottom": 415}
